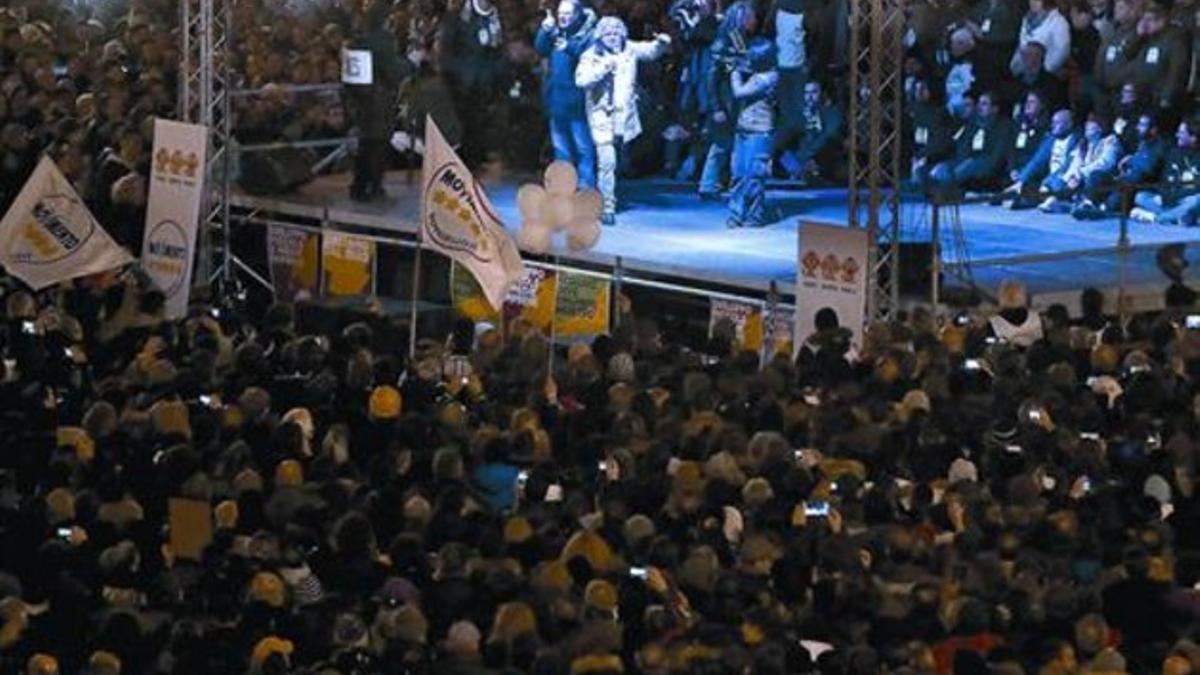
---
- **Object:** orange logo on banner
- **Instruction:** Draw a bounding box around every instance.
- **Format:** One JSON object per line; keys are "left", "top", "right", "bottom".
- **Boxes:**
{"left": 821, "top": 253, "right": 841, "bottom": 280}
{"left": 840, "top": 256, "right": 860, "bottom": 284}
{"left": 801, "top": 250, "right": 821, "bottom": 278}
{"left": 155, "top": 148, "right": 200, "bottom": 179}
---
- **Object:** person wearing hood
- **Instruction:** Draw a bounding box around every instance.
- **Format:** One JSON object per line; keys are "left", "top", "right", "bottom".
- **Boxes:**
{"left": 988, "top": 279, "right": 1045, "bottom": 348}
{"left": 535, "top": 0, "right": 597, "bottom": 190}
{"left": 344, "top": 0, "right": 411, "bottom": 202}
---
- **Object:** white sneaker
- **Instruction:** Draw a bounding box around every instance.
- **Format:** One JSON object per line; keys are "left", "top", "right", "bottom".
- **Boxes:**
{"left": 1129, "top": 207, "right": 1157, "bottom": 223}
{"left": 1037, "top": 196, "right": 1058, "bottom": 211}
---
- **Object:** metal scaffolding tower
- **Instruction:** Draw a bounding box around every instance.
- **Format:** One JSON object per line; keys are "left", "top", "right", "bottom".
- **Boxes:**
{"left": 848, "top": 0, "right": 905, "bottom": 320}
{"left": 179, "top": 0, "right": 234, "bottom": 288}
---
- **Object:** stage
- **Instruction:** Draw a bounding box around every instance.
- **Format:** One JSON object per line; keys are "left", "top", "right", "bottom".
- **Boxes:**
{"left": 233, "top": 170, "right": 1200, "bottom": 307}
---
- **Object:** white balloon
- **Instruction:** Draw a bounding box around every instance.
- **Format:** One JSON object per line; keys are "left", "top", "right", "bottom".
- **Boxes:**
{"left": 544, "top": 160, "right": 579, "bottom": 196}
{"left": 566, "top": 218, "right": 601, "bottom": 251}
{"left": 516, "top": 184, "right": 547, "bottom": 221}
{"left": 518, "top": 221, "right": 553, "bottom": 254}
{"left": 548, "top": 193, "right": 575, "bottom": 229}
{"left": 572, "top": 189, "right": 603, "bottom": 223}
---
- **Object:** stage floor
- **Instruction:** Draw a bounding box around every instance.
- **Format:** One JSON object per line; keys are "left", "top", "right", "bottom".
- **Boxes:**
{"left": 233, "top": 171, "right": 1200, "bottom": 301}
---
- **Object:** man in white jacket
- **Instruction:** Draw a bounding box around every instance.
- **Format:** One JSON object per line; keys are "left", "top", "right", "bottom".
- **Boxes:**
{"left": 576, "top": 17, "right": 670, "bottom": 225}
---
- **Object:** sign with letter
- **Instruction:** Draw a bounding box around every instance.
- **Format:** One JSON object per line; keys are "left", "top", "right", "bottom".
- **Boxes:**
{"left": 341, "top": 48, "right": 373, "bottom": 85}
{"left": 796, "top": 222, "right": 868, "bottom": 349}
{"left": 0, "top": 156, "right": 132, "bottom": 289}
{"left": 142, "top": 119, "right": 207, "bottom": 318}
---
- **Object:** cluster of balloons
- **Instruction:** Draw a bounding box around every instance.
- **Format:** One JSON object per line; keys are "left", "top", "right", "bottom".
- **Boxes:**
{"left": 515, "top": 161, "right": 603, "bottom": 254}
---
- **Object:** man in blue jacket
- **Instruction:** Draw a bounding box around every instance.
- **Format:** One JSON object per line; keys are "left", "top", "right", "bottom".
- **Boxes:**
{"left": 1074, "top": 112, "right": 1166, "bottom": 218}
{"left": 1007, "top": 108, "right": 1080, "bottom": 211}
{"left": 534, "top": 0, "right": 597, "bottom": 189}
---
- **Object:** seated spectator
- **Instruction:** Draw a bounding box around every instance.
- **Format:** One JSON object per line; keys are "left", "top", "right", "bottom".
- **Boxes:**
{"left": 776, "top": 79, "right": 844, "bottom": 183}
{"left": 906, "top": 79, "right": 956, "bottom": 189}
{"left": 1075, "top": 111, "right": 1166, "bottom": 217}
{"left": 1011, "top": 0, "right": 1073, "bottom": 79}
{"left": 1003, "top": 90, "right": 1051, "bottom": 192}
{"left": 1130, "top": 117, "right": 1200, "bottom": 224}
{"left": 1111, "top": 81, "right": 1148, "bottom": 149}
{"left": 1007, "top": 108, "right": 1081, "bottom": 210}
{"left": 1060, "top": 112, "right": 1123, "bottom": 209}
{"left": 929, "top": 91, "right": 1010, "bottom": 195}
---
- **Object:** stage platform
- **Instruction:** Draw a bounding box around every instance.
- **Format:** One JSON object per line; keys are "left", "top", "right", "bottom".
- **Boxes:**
{"left": 232, "top": 170, "right": 1200, "bottom": 305}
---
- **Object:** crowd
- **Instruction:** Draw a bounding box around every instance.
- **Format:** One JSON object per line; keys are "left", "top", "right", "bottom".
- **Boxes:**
{"left": 6, "top": 233, "right": 1200, "bottom": 675}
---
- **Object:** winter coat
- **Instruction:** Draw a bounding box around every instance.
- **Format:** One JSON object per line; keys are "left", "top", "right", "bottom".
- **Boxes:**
{"left": 1010, "top": 8, "right": 1071, "bottom": 75}
{"left": 1063, "top": 134, "right": 1121, "bottom": 185}
{"left": 345, "top": 1, "right": 410, "bottom": 140}
{"left": 534, "top": 9, "right": 597, "bottom": 119}
{"left": 1017, "top": 130, "right": 1081, "bottom": 185}
{"left": 575, "top": 38, "right": 668, "bottom": 145}
{"left": 439, "top": 1, "right": 504, "bottom": 93}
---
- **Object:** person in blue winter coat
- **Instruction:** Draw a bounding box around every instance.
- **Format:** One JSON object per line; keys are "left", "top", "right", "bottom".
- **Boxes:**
{"left": 535, "top": 0, "right": 598, "bottom": 189}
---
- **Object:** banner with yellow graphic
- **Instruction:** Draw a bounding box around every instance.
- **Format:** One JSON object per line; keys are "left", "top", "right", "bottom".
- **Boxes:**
{"left": 142, "top": 118, "right": 207, "bottom": 318}
{"left": 322, "top": 232, "right": 375, "bottom": 297}
{"left": 554, "top": 272, "right": 610, "bottom": 337}
{"left": 0, "top": 156, "right": 133, "bottom": 290}
{"left": 267, "top": 225, "right": 320, "bottom": 301}
{"left": 451, "top": 265, "right": 610, "bottom": 338}
{"left": 422, "top": 117, "right": 524, "bottom": 309}
{"left": 710, "top": 299, "right": 765, "bottom": 352}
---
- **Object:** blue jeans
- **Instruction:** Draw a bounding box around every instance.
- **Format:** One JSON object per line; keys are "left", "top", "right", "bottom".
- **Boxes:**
{"left": 1135, "top": 190, "right": 1200, "bottom": 225}
{"left": 549, "top": 116, "right": 596, "bottom": 189}
{"left": 729, "top": 131, "right": 772, "bottom": 227}
{"left": 699, "top": 115, "right": 733, "bottom": 194}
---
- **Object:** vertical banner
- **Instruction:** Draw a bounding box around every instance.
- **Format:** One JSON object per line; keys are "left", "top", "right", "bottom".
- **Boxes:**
{"left": 168, "top": 498, "right": 213, "bottom": 562}
{"left": 796, "top": 222, "right": 868, "bottom": 348}
{"left": 554, "top": 272, "right": 611, "bottom": 338}
{"left": 322, "top": 232, "right": 376, "bottom": 297}
{"left": 267, "top": 225, "right": 320, "bottom": 301}
{"left": 709, "top": 299, "right": 765, "bottom": 352}
{"left": 142, "top": 118, "right": 207, "bottom": 319}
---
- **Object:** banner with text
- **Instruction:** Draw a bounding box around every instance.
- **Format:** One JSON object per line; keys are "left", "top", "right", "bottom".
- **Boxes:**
{"left": 142, "top": 119, "right": 207, "bottom": 319}
{"left": 0, "top": 156, "right": 133, "bottom": 290}
{"left": 709, "top": 299, "right": 765, "bottom": 352}
{"left": 322, "top": 232, "right": 376, "bottom": 297}
{"left": 267, "top": 225, "right": 320, "bottom": 301}
{"left": 451, "top": 265, "right": 610, "bottom": 338}
{"left": 796, "top": 222, "right": 868, "bottom": 349}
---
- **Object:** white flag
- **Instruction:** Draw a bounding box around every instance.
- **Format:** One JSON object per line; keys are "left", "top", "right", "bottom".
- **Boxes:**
{"left": 0, "top": 156, "right": 133, "bottom": 290}
{"left": 421, "top": 117, "right": 524, "bottom": 310}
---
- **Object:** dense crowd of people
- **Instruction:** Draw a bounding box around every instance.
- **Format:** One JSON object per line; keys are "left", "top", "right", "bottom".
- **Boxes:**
{"left": 7, "top": 237, "right": 1200, "bottom": 675}
{"left": 11, "top": 2, "right": 1200, "bottom": 673}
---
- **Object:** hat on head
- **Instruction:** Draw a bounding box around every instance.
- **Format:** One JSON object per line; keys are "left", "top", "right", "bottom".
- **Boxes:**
{"left": 27, "top": 654, "right": 58, "bottom": 675}
{"left": 948, "top": 458, "right": 979, "bottom": 484}
{"left": 274, "top": 459, "right": 304, "bottom": 488}
{"left": 444, "top": 620, "right": 481, "bottom": 656}
{"left": 377, "top": 576, "right": 421, "bottom": 607}
{"left": 369, "top": 386, "right": 403, "bottom": 420}
{"left": 44, "top": 488, "right": 75, "bottom": 525}
{"left": 622, "top": 514, "right": 656, "bottom": 547}
{"left": 503, "top": 516, "right": 534, "bottom": 545}
{"left": 584, "top": 579, "right": 619, "bottom": 613}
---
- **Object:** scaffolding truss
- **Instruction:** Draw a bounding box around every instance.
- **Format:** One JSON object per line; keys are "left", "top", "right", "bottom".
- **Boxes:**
{"left": 179, "top": 0, "right": 234, "bottom": 287}
{"left": 847, "top": 0, "right": 905, "bottom": 320}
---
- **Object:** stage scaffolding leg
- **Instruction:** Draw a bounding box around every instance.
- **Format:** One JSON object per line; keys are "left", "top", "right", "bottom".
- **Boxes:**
{"left": 848, "top": 0, "right": 905, "bottom": 321}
